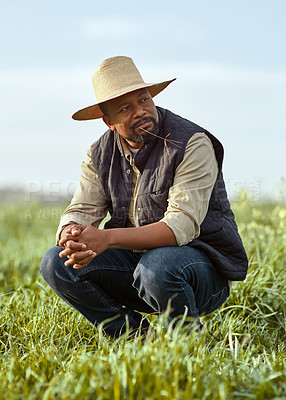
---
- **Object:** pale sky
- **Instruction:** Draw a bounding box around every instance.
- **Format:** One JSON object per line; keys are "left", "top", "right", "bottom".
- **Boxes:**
{"left": 1, "top": 0, "right": 285, "bottom": 201}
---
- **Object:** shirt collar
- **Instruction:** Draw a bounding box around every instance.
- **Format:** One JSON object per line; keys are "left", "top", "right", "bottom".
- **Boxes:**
{"left": 119, "top": 135, "right": 133, "bottom": 163}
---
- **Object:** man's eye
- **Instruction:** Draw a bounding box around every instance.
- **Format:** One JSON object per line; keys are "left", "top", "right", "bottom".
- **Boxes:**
{"left": 121, "top": 106, "right": 130, "bottom": 112}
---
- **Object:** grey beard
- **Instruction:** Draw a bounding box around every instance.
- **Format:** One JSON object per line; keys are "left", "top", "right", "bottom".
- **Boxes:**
{"left": 129, "top": 117, "right": 159, "bottom": 144}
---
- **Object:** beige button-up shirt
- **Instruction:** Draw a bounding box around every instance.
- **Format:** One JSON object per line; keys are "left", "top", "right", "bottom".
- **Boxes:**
{"left": 56, "top": 132, "right": 218, "bottom": 245}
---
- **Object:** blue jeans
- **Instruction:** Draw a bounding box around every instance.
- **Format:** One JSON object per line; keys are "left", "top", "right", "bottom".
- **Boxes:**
{"left": 40, "top": 245, "right": 229, "bottom": 337}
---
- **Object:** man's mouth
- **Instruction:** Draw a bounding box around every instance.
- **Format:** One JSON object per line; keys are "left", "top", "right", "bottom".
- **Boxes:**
{"left": 133, "top": 118, "right": 152, "bottom": 131}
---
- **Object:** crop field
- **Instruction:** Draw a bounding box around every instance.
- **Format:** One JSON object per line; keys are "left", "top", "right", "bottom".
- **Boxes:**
{"left": 0, "top": 196, "right": 285, "bottom": 399}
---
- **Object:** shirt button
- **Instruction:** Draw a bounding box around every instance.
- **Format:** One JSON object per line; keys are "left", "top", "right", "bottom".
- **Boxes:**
{"left": 122, "top": 206, "right": 126, "bottom": 210}
{"left": 126, "top": 169, "right": 131, "bottom": 174}
{"left": 137, "top": 207, "right": 141, "bottom": 212}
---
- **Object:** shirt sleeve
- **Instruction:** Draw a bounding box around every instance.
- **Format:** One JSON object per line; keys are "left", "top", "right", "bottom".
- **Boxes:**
{"left": 56, "top": 143, "right": 108, "bottom": 242}
{"left": 160, "top": 132, "right": 218, "bottom": 246}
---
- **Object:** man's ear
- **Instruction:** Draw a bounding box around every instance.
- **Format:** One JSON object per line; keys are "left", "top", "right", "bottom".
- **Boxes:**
{"left": 102, "top": 115, "right": 115, "bottom": 131}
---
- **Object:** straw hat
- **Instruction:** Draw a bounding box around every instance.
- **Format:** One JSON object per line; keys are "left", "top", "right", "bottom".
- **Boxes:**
{"left": 72, "top": 56, "right": 176, "bottom": 120}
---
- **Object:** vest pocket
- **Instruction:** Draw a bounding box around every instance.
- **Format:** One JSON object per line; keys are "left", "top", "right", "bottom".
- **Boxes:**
{"left": 137, "top": 189, "right": 169, "bottom": 224}
{"left": 149, "top": 189, "right": 169, "bottom": 212}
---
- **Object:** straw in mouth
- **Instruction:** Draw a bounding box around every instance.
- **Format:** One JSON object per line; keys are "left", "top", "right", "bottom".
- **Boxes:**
{"left": 139, "top": 127, "right": 182, "bottom": 155}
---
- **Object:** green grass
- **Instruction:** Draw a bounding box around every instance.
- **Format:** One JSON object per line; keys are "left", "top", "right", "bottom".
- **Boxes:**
{"left": 0, "top": 198, "right": 285, "bottom": 399}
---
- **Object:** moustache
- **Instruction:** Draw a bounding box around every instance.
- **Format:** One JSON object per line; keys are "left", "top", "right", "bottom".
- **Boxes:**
{"left": 131, "top": 117, "right": 155, "bottom": 131}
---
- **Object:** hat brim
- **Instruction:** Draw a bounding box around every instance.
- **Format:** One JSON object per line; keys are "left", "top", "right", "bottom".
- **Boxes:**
{"left": 72, "top": 78, "right": 176, "bottom": 120}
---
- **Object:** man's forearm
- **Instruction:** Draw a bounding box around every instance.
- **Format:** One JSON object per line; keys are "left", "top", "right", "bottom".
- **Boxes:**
{"left": 58, "top": 221, "right": 178, "bottom": 269}
{"left": 104, "top": 221, "right": 177, "bottom": 250}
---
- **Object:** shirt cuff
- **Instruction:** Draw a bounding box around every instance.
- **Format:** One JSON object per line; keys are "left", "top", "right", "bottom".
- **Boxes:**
{"left": 160, "top": 212, "right": 200, "bottom": 246}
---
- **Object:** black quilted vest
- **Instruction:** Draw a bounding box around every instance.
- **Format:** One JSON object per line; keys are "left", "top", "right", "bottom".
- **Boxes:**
{"left": 91, "top": 107, "right": 248, "bottom": 280}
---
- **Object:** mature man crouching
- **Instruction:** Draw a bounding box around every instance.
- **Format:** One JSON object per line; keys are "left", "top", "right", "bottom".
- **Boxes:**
{"left": 40, "top": 56, "right": 248, "bottom": 337}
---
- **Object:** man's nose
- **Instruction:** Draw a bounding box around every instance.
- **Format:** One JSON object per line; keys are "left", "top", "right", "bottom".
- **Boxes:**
{"left": 132, "top": 103, "right": 145, "bottom": 118}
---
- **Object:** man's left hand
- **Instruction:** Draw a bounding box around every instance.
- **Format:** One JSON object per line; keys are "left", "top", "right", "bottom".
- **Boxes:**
{"left": 59, "top": 225, "right": 108, "bottom": 269}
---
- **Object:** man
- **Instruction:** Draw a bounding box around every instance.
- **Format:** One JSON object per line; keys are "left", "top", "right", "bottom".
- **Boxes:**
{"left": 40, "top": 56, "right": 248, "bottom": 337}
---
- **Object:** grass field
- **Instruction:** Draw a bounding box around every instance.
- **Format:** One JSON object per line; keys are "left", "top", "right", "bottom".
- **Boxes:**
{"left": 0, "top": 196, "right": 285, "bottom": 399}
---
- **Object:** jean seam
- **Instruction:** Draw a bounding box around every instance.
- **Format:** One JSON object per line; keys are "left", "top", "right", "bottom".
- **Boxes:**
{"left": 79, "top": 279, "right": 138, "bottom": 327}
{"left": 173, "top": 261, "right": 209, "bottom": 311}
{"left": 199, "top": 284, "right": 229, "bottom": 314}
{"left": 57, "top": 270, "right": 136, "bottom": 323}
{"left": 171, "top": 260, "right": 219, "bottom": 317}
{"left": 176, "top": 261, "right": 210, "bottom": 288}
{"left": 77, "top": 265, "right": 136, "bottom": 279}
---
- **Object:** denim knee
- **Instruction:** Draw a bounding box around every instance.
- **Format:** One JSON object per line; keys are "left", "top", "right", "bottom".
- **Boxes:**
{"left": 133, "top": 248, "right": 179, "bottom": 311}
{"left": 132, "top": 246, "right": 228, "bottom": 318}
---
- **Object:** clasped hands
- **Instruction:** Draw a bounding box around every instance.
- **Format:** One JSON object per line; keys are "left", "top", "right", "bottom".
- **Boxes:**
{"left": 59, "top": 224, "right": 107, "bottom": 269}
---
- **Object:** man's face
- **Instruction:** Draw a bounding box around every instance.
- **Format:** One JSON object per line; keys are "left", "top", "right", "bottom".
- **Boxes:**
{"left": 102, "top": 89, "right": 159, "bottom": 149}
